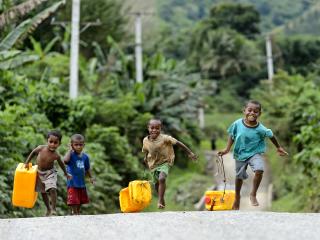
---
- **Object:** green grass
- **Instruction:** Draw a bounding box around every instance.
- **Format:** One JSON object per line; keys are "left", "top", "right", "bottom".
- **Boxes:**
{"left": 205, "top": 111, "right": 242, "bottom": 130}
{"left": 271, "top": 192, "right": 305, "bottom": 212}
{"left": 204, "top": 111, "right": 241, "bottom": 150}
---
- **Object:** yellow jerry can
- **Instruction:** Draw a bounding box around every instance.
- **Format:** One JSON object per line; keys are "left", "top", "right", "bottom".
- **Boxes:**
{"left": 204, "top": 190, "right": 235, "bottom": 211}
{"left": 119, "top": 187, "right": 145, "bottom": 213}
{"left": 12, "top": 163, "right": 38, "bottom": 208}
{"left": 128, "top": 180, "right": 152, "bottom": 206}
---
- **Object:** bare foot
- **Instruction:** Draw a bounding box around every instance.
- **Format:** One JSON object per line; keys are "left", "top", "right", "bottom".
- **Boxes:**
{"left": 45, "top": 210, "right": 51, "bottom": 217}
{"left": 157, "top": 203, "right": 165, "bottom": 209}
{"left": 250, "top": 194, "right": 259, "bottom": 206}
{"left": 50, "top": 210, "right": 57, "bottom": 216}
{"left": 232, "top": 197, "right": 240, "bottom": 210}
{"left": 158, "top": 199, "right": 165, "bottom": 209}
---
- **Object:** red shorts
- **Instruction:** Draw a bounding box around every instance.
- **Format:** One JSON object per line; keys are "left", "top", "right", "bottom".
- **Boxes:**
{"left": 67, "top": 187, "right": 89, "bottom": 205}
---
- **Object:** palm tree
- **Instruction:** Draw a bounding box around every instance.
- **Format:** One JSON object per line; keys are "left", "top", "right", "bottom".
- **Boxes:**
{"left": 0, "top": 0, "right": 65, "bottom": 70}
{"left": 0, "top": 0, "right": 52, "bottom": 29}
{"left": 190, "top": 28, "right": 261, "bottom": 79}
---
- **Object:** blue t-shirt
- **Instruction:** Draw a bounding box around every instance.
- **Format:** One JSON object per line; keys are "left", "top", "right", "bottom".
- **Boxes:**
{"left": 227, "top": 118, "right": 273, "bottom": 161}
{"left": 66, "top": 152, "right": 90, "bottom": 188}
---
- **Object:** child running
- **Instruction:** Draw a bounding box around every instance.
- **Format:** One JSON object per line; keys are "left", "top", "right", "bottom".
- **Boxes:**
{"left": 63, "top": 134, "right": 94, "bottom": 215}
{"left": 218, "top": 100, "right": 288, "bottom": 210}
{"left": 142, "top": 119, "right": 197, "bottom": 209}
{"left": 25, "top": 130, "right": 71, "bottom": 216}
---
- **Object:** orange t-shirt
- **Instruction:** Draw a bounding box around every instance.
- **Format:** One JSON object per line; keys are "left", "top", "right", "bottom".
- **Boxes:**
{"left": 142, "top": 134, "right": 178, "bottom": 170}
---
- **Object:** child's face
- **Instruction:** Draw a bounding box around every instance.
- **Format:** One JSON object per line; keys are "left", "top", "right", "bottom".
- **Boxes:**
{"left": 47, "top": 135, "right": 61, "bottom": 151}
{"left": 243, "top": 103, "right": 261, "bottom": 123}
{"left": 148, "top": 121, "right": 161, "bottom": 139}
{"left": 71, "top": 140, "right": 85, "bottom": 154}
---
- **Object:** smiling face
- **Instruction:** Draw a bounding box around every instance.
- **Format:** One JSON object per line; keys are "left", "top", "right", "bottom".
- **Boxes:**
{"left": 47, "top": 135, "right": 61, "bottom": 151}
{"left": 148, "top": 120, "right": 162, "bottom": 140}
{"left": 243, "top": 102, "right": 261, "bottom": 125}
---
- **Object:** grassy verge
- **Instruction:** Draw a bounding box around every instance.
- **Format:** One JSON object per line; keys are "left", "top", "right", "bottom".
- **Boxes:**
{"left": 271, "top": 192, "right": 304, "bottom": 212}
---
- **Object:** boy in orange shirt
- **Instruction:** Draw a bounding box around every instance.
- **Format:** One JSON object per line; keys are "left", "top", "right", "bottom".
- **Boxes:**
{"left": 142, "top": 119, "right": 197, "bottom": 209}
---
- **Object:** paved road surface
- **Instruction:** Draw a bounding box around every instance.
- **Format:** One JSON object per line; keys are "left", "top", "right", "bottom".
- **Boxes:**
{"left": 1, "top": 211, "right": 320, "bottom": 240}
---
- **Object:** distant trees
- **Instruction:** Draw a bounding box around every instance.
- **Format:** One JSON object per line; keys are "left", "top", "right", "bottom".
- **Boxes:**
{"left": 208, "top": 3, "right": 260, "bottom": 37}
{"left": 273, "top": 36, "right": 320, "bottom": 75}
{"left": 185, "top": 3, "right": 263, "bottom": 108}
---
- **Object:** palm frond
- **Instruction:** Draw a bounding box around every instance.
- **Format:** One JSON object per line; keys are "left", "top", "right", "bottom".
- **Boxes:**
{"left": 0, "top": 0, "right": 65, "bottom": 51}
{"left": 0, "top": 0, "right": 49, "bottom": 29}
{"left": 0, "top": 20, "right": 31, "bottom": 51}
{"left": 0, "top": 51, "right": 39, "bottom": 70}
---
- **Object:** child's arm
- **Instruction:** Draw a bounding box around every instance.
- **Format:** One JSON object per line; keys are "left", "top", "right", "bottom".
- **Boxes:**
{"left": 143, "top": 152, "right": 148, "bottom": 167}
{"left": 86, "top": 169, "right": 95, "bottom": 184}
{"left": 269, "top": 136, "right": 288, "bottom": 156}
{"left": 176, "top": 141, "right": 197, "bottom": 161}
{"left": 24, "top": 145, "right": 42, "bottom": 169}
{"left": 218, "top": 136, "right": 234, "bottom": 156}
{"left": 57, "top": 156, "right": 72, "bottom": 179}
{"left": 63, "top": 150, "right": 72, "bottom": 164}
{"left": 63, "top": 144, "right": 73, "bottom": 164}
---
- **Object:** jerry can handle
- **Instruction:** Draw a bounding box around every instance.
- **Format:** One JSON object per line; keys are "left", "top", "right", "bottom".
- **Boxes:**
{"left": 210, "top": 197, "right": 216, "bottom": 211}
{"left": 22, "top": 162, "right": 32, "bottom": 170}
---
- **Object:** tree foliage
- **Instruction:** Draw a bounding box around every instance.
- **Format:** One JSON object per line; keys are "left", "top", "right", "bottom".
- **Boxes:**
{"left": 273, "top": 35, "right": 320, "bottom": 75}
{"left": 251, "top": 71, "right": 320, "bottom": 211}
{"left": 208, "top": 3, "right": 260, "bottom": 37}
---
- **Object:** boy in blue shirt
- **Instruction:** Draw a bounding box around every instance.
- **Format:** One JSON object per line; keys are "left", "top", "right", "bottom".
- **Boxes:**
{"left": 218, "top": 100, "right": 288, "bottom": 210}
{"left": 64, "top": 134, "right": 95, "bottom": 215}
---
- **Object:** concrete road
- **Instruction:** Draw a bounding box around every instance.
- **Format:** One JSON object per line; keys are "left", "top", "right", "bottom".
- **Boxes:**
{"left": 1, "top": 211, "right": 320, "bottom": 240}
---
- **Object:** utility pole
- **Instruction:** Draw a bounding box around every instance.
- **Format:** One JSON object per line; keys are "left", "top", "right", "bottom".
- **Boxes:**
{"left": 70, "top": 0, "right": 80, "bottom": 99}
{"left": 131, "top": 11, "right": 154, "bottom": 83}
{"left": 198, "top": 107, "right": 205, "bottom": 129}
{"left": 265, "top": 34, "right": 274, "bottom": 82}
{"left": 134, "top": 12, "right": 143, "bottom": 83}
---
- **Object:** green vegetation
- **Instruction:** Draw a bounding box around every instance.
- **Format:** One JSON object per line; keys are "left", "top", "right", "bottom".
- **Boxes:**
{"left": 1, "top": 0, "right": 320, "bottom": 217}
{"left": 156, "top": 0, "right": 314, "bottom": 33}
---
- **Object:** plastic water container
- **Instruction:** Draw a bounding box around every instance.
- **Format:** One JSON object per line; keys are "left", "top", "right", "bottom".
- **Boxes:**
{"left": 204, "top": 190, "right": 235, "bottom": 211}
{"left": 119, "top": 187, "right": 145, "bottom": 213}
{"left": 12, "top": 163, "right": 38, "bottom": 208}
{"left": 119, "top": 180, "right": 152, "bottom": 213}
{"left": 128, "top": 180, "right": 152, "bottom": 205}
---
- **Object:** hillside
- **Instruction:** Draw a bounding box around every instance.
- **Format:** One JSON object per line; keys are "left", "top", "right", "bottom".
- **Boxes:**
{"left": 126, "top": 0, "right": 316, "bottom": 34}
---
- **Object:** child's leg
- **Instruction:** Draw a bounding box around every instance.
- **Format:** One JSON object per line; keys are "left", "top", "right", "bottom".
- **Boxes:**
{"left": 233, "top": 160, "right": 248, "bottom": 210}
{"left": 41, "top": 192, "right": 51, "bottom": 216}
{"left": 158, "top": 172, "right": 166, "bottom": 209}
{"left": 250, "top": 170, "right": 263, "bottom": 206}
{"left": 71, "top": 205, "right": 80, "bottom": 215}
{"left": 155, "top": 182, "right": 159, "bottom": 193}
{"left": 49, "top": 188, "right": 57, "bottom": 214}
{"left": 76, "top": 205, "right": 81, "bottom": 214}
{"left": 233, "top": 178, "right": 243, "bottom": 210}
{"left": 248, "top": 154, "right": 265, "bottom": 206}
